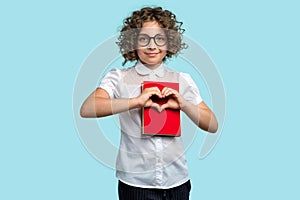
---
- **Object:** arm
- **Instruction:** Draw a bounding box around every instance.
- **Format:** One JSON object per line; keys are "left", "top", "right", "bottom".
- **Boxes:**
{"left": 161, "top": 87, "right": 218, "bottom": 133}
{"left": 182, "top": 101, "right": 218, "bottom": 133}
{"left": 80, "top": 87, "right": 162, "bottom": 118}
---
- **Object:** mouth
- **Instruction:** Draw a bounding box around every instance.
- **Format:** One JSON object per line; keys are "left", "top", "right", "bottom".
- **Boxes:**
{"left": 145, "top": 52, "right": 160, "bottom": 57}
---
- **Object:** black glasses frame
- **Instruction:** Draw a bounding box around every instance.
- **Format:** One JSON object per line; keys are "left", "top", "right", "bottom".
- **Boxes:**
{"left": 137, "top": 34, "right": 168, "bottom": 47}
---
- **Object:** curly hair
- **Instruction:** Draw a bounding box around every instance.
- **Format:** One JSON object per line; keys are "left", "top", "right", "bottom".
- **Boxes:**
{"left": 117, "top": 7, "right": 187, "bottom": 65}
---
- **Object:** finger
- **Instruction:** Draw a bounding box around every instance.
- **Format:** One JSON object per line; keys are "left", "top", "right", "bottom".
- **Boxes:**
{"left": 152, "top": 90, "right": 163, "bottom": 98}
{"left": 151, "top": 103, "right": 161, "bottom": 113}
{"left": 163, "top": 88, "right": 175, "bottom": 97}
{"left": 144, "top": 86, "right": 159, "bottom": 92}
{"left": 144, "top": 99, "right": 153, "bottom": 107}
{"left": 144, "top": 100, "right": 161, "bottom": 111}
{"left": 149, "top": 86, "right": 161, "bottom": 93}
{"left": 161, "top": 87, "right": 171, "bottom": 97}
{"left": 161, "top": 87, "right": 168, "bottom": 94}
{"left": 146, "top": 87, "right": 162, "bottom": 98}
{"left": 160, "top": 103, "right": 168, "bottom": 112}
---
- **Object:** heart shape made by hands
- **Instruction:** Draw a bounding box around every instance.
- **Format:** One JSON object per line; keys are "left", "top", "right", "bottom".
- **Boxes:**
{"left": 147, "top": 95, "right": 180, "bottom": 113}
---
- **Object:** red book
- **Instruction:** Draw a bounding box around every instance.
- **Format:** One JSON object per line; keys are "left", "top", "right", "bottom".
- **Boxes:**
{"left": 142, "top": 81, "right": 181, "bottom": 137}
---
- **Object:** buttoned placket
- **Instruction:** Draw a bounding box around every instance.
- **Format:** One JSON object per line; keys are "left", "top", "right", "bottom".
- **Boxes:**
{"left": 135, "top": 62, "right": 180, "bottom": 187}
{"left": 148, "top": 71, "right": 163, "bottom": 186}
{"left": 155, "top": 137, "right": 163, "bottom": 186}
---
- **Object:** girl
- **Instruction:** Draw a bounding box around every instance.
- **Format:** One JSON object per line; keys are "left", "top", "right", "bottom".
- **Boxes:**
{"left": 80, "top": 7, "right": 218, "bottom": 200}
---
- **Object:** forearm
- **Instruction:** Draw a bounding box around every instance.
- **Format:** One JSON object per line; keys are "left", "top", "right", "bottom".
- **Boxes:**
{"left": 181, "top": 101, "right": 218, "bottom": 133}
{"left": 81, "top": 87, "right": 163, "bottom": 118}
{"left": 80, "top": 96, "right": 139, "bottom": 118}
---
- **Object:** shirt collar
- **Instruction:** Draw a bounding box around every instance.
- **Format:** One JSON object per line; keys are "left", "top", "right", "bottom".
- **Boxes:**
{"left": 135, "top": 60, "right": 165, "bottom": 77}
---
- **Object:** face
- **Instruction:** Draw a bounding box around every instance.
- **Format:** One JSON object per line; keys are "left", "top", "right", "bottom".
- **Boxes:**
{"left": 136, "top": 21, "right": 167, "bottom": 69}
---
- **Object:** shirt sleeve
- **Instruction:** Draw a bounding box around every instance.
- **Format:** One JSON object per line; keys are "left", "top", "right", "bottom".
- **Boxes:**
{"left": 179, "top": 72, "right": 203, "bottom": 105}
{"left": 98, "top": 68, "right": 122, "bottom": 98}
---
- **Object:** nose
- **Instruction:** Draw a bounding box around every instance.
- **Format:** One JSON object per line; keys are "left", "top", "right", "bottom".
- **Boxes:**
{"left": 147, "top": 38, "right": 157, "bottom": 49}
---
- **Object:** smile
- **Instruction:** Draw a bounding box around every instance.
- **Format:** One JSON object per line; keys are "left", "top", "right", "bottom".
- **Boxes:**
{"left": 145, "top": 52, "right": 159, "bottom": 57}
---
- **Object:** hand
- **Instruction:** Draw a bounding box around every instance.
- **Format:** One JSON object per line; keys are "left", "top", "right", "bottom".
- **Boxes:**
{"left": 159, "top": 87, "right": 183, "bottom": 112}
{"left": 136, "top": 86, "right": 184, "bottom": 112}
{"left": 136, "top": 87, "right": 162, "bottom": 111}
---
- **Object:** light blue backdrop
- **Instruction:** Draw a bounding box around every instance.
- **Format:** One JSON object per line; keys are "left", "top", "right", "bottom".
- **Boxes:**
{"left": 1, "top": 0, "right": 299, "bottom": 199}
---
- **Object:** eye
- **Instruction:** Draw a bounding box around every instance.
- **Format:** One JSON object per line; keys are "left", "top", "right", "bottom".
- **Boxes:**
{"left": 156, "top": 36, "right": 167, "bottom": 42}
{"left": 138, "top": 35, "right": 149, "bottom": 42}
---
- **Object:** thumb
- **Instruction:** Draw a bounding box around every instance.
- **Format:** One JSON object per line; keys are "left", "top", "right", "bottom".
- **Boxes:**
{"left": 160, "top": 103, "right": 169, "bottom": 112}
{"left": 151, "top": 103, "right": 162, "bottom": 113}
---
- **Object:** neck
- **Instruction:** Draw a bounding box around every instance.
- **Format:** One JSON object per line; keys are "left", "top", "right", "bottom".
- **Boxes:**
{"left": 141, "top": 61, "right": 162, "bottom": 70}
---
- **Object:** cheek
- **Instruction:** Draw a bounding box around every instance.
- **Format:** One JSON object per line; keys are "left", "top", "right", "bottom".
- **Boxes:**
{"left": 161, "top": 45, "right": 168, "bottom": 51}
{"left": 136, "top": 49, "right": 143, "bottom": 58}
{"left": 161, "top": 49, "right": 167, "bottom": 57}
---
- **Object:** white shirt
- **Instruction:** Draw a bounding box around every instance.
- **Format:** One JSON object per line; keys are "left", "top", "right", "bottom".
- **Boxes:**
{"left": 99, "top": 61, "right": 202, "bottom": 189}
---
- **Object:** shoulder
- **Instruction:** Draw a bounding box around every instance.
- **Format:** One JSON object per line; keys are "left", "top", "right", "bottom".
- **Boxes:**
{"left": 177, "top": 72, "right": 199, "bottom": 92}
{"left": 99, "top": 66, "right": 135, "bottom": 98}
{"left": 178, "top": 72, "right": 194, "bottom": 82}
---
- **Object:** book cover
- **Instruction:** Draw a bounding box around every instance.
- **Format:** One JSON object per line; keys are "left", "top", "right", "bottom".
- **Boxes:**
{"left": 142, "top": 81, "right": 181, "bottom": 137}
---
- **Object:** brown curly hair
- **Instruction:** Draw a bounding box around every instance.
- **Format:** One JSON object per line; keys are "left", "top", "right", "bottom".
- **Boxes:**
{"left": 117, "top": 7, "right": 187, "bottom": 65}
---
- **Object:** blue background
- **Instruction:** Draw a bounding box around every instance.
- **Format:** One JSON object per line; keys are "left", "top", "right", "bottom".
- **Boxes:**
{"left": 1, "top": 0, "right": 299, "bottom": 199}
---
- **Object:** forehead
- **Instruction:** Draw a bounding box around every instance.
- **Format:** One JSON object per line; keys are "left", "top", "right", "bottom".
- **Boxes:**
{"left": 139, "top": 21, "right": 165, "bottom": 35}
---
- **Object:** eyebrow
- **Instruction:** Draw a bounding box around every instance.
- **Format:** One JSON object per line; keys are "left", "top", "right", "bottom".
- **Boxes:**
{"left": 138, "top": 33, "right": 166, "bottom": 36}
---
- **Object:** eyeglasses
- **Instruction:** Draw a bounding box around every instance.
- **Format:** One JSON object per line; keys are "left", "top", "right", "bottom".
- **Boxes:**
{"left": 137, "top": 34, "right": 167, "bottom": 47}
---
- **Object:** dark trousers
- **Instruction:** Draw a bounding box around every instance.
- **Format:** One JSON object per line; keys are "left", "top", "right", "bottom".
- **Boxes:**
{"left": 118, "top": 180, "right": 191, "bottom": 200}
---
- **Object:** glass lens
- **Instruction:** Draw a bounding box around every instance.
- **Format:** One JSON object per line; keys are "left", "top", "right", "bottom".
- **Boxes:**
{"left": 154, "top": 35, "right": 167, "bottom": 46}
{"left": 137, "top": 34, "right": 150, "bottom": 46}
